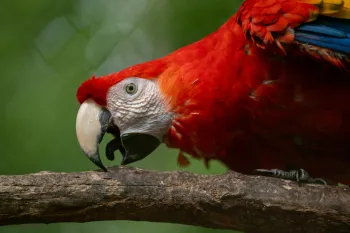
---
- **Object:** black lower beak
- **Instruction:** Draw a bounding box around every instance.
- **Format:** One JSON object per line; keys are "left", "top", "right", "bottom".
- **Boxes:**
{"left": 120, "top": 133, "right": 160, "bottom": 165}
{"left": 104, "top": 127, "right": 159, "bottom": 165}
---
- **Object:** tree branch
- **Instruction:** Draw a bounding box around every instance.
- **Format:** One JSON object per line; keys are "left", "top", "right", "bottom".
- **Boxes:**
{"left": 0, "top": 167, "right": 349, "bottom": 233}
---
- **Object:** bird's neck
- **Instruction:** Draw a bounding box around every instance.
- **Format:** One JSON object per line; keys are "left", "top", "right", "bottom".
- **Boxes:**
{"left": 160, "top": 15, "right": 249, "bottom": 158}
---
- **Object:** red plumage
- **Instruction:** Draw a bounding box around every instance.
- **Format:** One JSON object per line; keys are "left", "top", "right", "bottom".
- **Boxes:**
{"left": 77, "top": 0, "right": 350, "bottom": 184}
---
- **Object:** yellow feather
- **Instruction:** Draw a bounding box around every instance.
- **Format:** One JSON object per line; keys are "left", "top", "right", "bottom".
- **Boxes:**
{"left": 327, "top": 0, "right": 350, "bottom": 18}
{"left": 300, "top": 0, "right": 350, "bottom": 19}
{"left": 300, "top": 0, "right": 323, "bottom": 5}
{"left": 320, "top": 0, "right": 344, "bottom": 15}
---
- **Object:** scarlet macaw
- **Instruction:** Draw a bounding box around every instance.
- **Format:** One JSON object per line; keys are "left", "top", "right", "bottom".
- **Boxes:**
{"left": 76, "top": 0, "right": 350, "bottom": 185}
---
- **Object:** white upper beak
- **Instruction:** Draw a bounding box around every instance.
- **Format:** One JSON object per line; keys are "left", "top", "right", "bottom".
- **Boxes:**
{"left": 76, "top": 99, "right": 110, "bottom": 171}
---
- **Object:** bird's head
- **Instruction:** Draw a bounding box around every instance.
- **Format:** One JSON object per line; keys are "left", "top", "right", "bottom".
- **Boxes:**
{"left": 75, "top": 59, "right": 175, "bottom": 170}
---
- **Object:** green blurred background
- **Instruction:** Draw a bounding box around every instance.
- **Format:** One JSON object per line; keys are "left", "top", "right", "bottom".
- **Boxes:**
{"left": 1, "top": 0, "right": 243, "bottom": 232}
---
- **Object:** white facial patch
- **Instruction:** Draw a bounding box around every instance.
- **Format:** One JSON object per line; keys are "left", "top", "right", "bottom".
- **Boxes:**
{"left": 106, "top": 77, "right": 173, "bottom": 142}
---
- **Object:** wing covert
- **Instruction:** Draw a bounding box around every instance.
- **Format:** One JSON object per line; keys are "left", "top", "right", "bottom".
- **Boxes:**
{"left": 237, "top": 0, "right": 350, "bottom": 67}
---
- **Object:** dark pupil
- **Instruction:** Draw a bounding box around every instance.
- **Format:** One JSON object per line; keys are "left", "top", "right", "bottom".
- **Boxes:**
{"left": 128, "top": 85, "right": 134, "bottom": 92}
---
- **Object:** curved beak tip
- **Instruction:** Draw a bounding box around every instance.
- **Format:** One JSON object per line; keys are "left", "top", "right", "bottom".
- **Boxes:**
{"left": 89, "top": 154, "right": 108, "bottom": 172}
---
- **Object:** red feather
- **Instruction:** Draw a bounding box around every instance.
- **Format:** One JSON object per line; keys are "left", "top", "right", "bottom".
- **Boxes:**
{"left": 76, "top": 59, "right": 167, "bottom": 106}
{"left": 77, "top": 0, "right": 350, "bottom": 184}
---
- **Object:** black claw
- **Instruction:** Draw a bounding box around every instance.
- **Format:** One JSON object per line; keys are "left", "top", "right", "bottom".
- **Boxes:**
{"left": 316, "top": 179, "right": 328, "bottom": 185}
{"left": 307, "top": 177, "right": 328, "bottom": 185}
{"left": 253, "top": 168, "right": 328, "bottom": 185}
{"left": 296, "top": 169, "right": 310, "bottom": 182}
{"left": 253, "top": 169, "right": 277, "bottom": 176}
{"left": 253, "top": 169, "right": 298, "bottom": 180}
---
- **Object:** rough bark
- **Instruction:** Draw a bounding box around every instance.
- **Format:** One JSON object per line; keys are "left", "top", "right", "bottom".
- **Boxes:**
{"left": 0, "top": 166, "right": 349, "bottom": 233}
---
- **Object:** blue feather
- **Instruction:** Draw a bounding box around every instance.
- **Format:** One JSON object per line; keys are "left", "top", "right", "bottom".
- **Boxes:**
{"left": 295, "top": 16, "right": 350, "bottom": 54}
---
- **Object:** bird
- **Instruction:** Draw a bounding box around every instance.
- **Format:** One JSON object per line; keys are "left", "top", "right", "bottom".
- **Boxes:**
{"left": 76, "top": 0, "right": 350, "bottom": 185}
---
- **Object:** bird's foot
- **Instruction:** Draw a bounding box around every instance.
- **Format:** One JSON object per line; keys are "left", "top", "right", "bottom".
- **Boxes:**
{"left": 253, "top": 168, "right": 328, "bottom": 185}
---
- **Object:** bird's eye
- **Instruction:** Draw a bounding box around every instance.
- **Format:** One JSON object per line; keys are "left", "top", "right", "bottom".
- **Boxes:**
{"left": 125, "top": 83, "right": 137, "bottom": 95}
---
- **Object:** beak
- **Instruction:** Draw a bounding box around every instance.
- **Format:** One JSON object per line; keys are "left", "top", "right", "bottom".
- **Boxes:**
{"left": 119, "top": 133, "right": 160, "bottom": 165}
{"left": 76, "top": 99, "right": 161, "bottom": 170}
{"left": 76, "top": 99, "right": 110, "bottom": 171}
